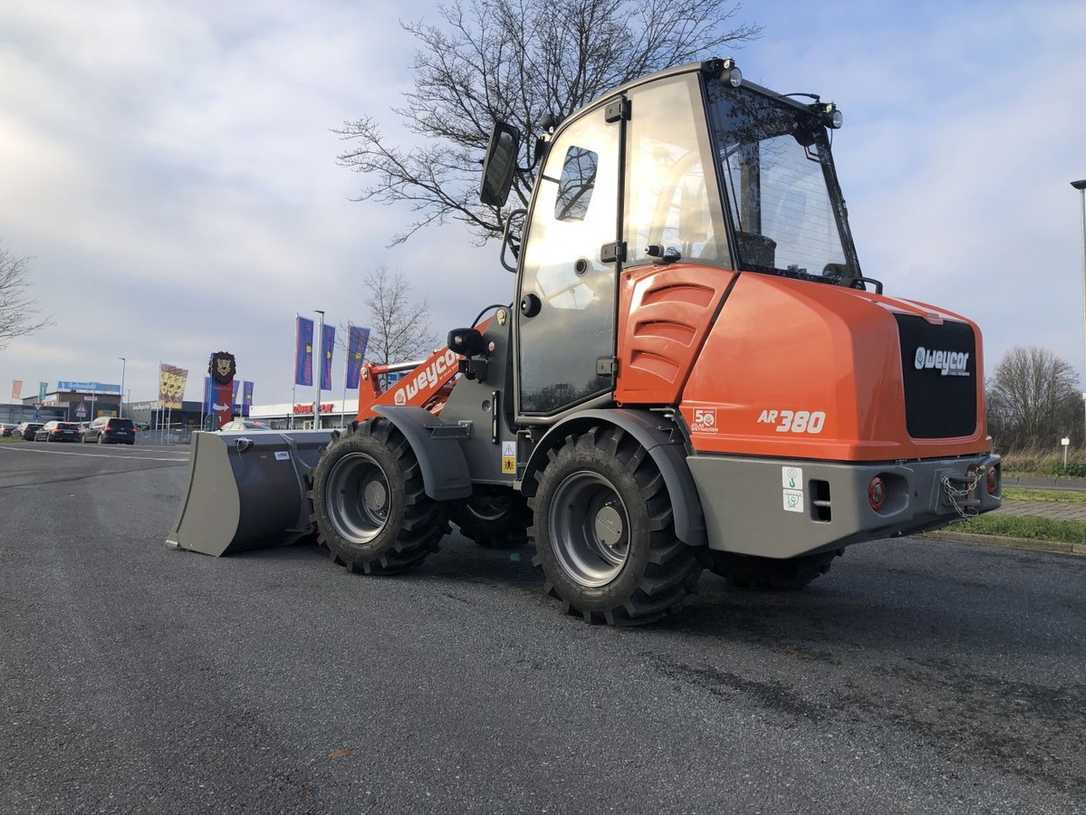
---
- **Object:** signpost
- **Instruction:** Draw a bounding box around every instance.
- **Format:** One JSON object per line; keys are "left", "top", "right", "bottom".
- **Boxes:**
{"left": 1062, "top": 437, "right": 1071, "bottom": 469}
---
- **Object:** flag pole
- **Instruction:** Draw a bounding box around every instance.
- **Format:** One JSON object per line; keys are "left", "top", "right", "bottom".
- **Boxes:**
{"left": 314, "top": 310, "right": 325, "bottom": 430}
{"left": 291, "top": 314, "right": 298, "bottom": 429}
{"left": 340, "top": 321, "right": 349, "bottom": 428}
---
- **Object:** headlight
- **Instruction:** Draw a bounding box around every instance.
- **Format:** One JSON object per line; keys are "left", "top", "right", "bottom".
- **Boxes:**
{"left": 822, "top": 103, "right": 843, "bottom": 129}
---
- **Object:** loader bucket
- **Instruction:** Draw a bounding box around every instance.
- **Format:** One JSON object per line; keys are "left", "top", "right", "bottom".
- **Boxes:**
{"left": 167, "top": 430, "right": 332, "bottom": 556}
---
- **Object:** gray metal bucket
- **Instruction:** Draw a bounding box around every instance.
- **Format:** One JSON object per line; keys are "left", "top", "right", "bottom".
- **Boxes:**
{"left": 167, "top": 430, "right": 332, "bottom": 556}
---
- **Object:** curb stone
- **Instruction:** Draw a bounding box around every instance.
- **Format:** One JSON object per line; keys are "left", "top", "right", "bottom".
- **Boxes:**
{"left": 923, "top": 530, "right": 1086, "bottom": 557}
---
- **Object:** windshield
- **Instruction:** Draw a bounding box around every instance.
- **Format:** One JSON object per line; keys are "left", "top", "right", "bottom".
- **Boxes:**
{"left": 706, "top": 82, "right": 850, "bottom": 278}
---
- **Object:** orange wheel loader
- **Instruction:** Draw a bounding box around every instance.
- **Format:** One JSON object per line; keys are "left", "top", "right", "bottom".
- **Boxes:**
{"left": 169, "top": 59, "right": 1001, "bottom": 624}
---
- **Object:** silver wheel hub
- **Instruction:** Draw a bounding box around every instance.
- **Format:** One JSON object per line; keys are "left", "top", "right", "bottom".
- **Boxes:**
{"left": 548, "top": 470, "right": 630, "bottom": 588}
{"left": 325, "top": 452, "right": 391, "bottom": 545}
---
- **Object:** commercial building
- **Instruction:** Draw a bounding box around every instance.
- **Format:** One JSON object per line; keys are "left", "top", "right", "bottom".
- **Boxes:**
{"left": 0, "top": 402, "right": 65, "bottom": 424}
{"left": 21, "top": 381, "right": 122, "bottom": 422}
{"left": 250, "top": 399, "right": 359, "bottom": 429}
{"left": 125, "top": 400, "right": 206, "bottom": 430}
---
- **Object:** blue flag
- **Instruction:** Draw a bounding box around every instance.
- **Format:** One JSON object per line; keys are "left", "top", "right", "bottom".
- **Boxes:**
{"left": 295, "top": 316, "right": 314, "bottom": 386}
{"left": 320, "top": 325, "right": 335, "bottom": 391}
{"left": 345, "top": 325, "right": 370, "bottom": 389}
{"left": 243, "top": 381, "right": 254, "bottom": 417}
{"left": 203, "top": 376, "right": 213, "bottom": 419}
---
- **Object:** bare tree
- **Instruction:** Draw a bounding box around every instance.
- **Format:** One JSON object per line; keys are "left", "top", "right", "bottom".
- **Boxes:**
{"left": 987, "top": 347, "right": 1081, "bottom": 449}
{"left": 361, "top": 267, "right": 438, "bottom": 364}
{"left": 336, "top": 0, "right": 760, "bottom": 245}
{"left": 0, "top": 245, "right": 52, "bottom": 349}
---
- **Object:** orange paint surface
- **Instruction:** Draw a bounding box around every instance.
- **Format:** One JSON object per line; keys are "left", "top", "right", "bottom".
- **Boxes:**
{"left": 676, "top": 273, "right": 989, "bottom": 461}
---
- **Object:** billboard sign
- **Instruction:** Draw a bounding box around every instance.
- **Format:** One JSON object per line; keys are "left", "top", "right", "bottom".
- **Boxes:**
{"left": 57, "top": 381, "right": 122, "bottom": 395}
{"left": 158, "top": 364, "right": 189, "bottom": 410}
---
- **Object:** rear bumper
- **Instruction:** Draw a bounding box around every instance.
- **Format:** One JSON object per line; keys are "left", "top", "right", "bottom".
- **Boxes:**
{"left": 687, "top": 452, "right": 1001, "bottom": 558}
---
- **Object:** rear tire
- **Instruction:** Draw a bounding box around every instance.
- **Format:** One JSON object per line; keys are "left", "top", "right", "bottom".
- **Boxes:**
{"left": 528, "top": 425, "right": 701, "bottom": 625}
{"left": 709, "top": 550, "right": 841, "bottom": 591}
{"left": 312, "top": 417, "right": 447, "bottom": 575}
{"left": 450, "top": 488, "right": 530, "bottom": 549}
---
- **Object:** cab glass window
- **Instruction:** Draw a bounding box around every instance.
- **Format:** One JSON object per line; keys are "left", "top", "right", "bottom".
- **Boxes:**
{"left": 624, "top": 74, "right": 728, "bottom": 267}
{"left": 519, "top": 107, "right": 619, "bottom": 414}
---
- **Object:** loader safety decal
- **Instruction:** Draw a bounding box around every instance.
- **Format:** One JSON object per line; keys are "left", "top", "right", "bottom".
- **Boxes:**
{"left": 782, "top": 466, "right": 804, "bottom": 513}
{"left": 501, "top": 441, "right": 517, "bottom": 475}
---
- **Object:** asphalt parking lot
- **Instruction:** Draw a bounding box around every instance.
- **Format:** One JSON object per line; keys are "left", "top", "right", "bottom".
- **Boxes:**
{"left": 1, "top": 441, "right": 1085, "bottom": 814}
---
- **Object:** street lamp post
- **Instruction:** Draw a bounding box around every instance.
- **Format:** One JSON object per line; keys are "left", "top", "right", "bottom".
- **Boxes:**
{"left": 118, "top": 356, "right": 126, "bottom": 418}
{"left": 1073, "top": 180, "right": 1086, "bottom": 446}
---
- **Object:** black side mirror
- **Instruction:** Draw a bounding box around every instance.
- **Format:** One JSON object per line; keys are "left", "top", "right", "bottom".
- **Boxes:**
{"left": 479, "top": 121, "right": 521, "bottom": 207}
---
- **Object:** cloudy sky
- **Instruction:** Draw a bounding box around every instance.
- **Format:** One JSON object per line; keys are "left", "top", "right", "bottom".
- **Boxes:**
{"left": 2, "top": 0, "right": 1085, "bottom": 406}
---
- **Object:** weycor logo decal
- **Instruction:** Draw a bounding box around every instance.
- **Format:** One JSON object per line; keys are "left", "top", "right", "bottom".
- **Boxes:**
{"left": 392, "top": 349, "right": 458, "bottom": 405}
{"left": 914, "top": 346, "right": 970, "bottom": 377}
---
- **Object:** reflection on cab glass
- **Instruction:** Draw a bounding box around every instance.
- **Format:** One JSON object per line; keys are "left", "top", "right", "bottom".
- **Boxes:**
{"left": 554, "top": 146, "right": 598, "bottom": 222}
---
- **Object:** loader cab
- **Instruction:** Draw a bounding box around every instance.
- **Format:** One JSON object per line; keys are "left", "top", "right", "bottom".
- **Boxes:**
{"left": 480, "top": 59, "right": 860, "bottom": 422}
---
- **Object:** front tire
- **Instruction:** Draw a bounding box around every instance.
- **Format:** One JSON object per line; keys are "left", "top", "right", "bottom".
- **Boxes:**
{"left": 529, "top": 425, "right": 701, "bottom": 625}
{"left": 312, "top": 417, "right": 447, "bottom": 575}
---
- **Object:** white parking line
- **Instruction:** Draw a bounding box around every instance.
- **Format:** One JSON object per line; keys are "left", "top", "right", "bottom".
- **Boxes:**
{"left": 0, "top": 446, "right": 189, "bottom": 463}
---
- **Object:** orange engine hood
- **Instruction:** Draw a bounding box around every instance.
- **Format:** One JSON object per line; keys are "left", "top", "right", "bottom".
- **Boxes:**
{"left": 674, "top": 272, "right": 990, "bottom": 462}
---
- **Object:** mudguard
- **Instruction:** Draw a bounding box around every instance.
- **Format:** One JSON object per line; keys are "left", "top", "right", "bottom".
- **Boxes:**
{"left": 522, "top": 408, "right": 707, "bottom": 547}
{"left": 372, "top": 406, "right": 473, "bottom": 501}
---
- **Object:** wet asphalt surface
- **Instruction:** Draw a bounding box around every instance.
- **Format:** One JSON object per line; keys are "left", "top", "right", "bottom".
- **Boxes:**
{"left": 1, "top": 440, "right": 1085, "bottom": 814}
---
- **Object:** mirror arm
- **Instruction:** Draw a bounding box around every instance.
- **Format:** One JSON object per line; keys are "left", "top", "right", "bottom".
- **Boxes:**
{"left": 500, "top": 208, "right": 527, "bottom": 274}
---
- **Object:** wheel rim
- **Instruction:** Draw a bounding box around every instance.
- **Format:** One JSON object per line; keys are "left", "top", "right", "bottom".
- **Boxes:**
{"left": 325, "top": 452, "right": 391, "bottom": 545}
{"left": 548, "top": 470, "right": 630, "bottom": 588}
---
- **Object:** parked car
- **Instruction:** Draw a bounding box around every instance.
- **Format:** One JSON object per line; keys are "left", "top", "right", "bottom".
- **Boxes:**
{"left": 0, "top": 423, "right": 17, "bottom": 437}
{"left": 34, "top": 420, "right": 81, "bottom": 442}
{"left": 15, "top": 422, "right": 44, "bottom": 440}
{"left": 219, "top": 419, "right": 270, "bottom": 432}
{"left": 82, "top": 416, "right": 135, "bottom": 445}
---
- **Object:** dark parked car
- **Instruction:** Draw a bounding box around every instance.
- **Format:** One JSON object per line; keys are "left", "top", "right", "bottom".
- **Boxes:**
{"left": 0, "top": 423, "right": 17, "bottom": 437}
{"left": 82, "top": 416, "right": 135, "bottom": 445}
{"left": 34, "top": 421, "right": 81, "bottom": 442}
{"left": 15, "top": 422, "right": 44, "bottom": 440}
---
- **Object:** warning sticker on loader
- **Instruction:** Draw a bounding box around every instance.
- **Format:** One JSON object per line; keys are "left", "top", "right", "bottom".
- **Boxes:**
{"left": 781, "top": 466, "right": 803, "bottom": 513}
{"left": 501, "top": 441, "right": 517, "bottom": 475}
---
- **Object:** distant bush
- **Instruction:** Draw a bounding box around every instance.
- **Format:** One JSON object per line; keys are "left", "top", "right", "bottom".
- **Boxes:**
{"left": 1000, "top": 448, "right": 1086, "bottom": 477}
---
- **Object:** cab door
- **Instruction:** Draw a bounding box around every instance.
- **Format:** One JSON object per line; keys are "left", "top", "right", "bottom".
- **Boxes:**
{"left": 516, "top": 100, "right": 624, "bottom": 416}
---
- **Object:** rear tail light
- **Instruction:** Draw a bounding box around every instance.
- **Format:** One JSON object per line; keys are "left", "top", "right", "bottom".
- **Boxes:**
{"left": 867, "top": 476, "right": 886, "bottom": 513}
{"left": 986, "top": 466, "right": 1000, "bottom": 495}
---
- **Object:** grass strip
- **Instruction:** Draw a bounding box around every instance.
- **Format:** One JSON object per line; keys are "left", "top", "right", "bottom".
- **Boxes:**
{"left": 1002, "top": 487, "right": 1086, "bottom": 505}
{"left": 954, "top": 513, "right": 1086, "bottom": 545}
